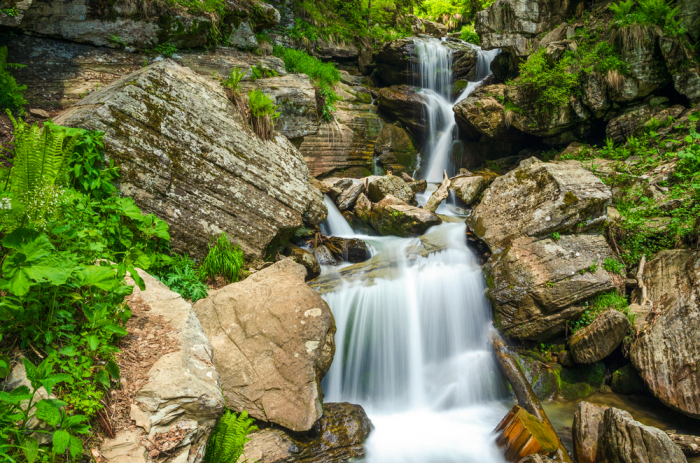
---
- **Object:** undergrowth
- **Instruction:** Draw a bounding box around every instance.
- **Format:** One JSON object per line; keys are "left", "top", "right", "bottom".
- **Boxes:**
{"left": 198, "top": 232, "right": 245, "bottom": 284}
{"left": 569, "top": 292, "right": 634, "bottom": 333}
{"left": 0, "top": 46, "right": 27, "bottom": 114}
{"left": 248, "top": 89, "right": 280, "bottom": 140}
{"left": 203, "top": 410, "right": 257, "bottom": 463}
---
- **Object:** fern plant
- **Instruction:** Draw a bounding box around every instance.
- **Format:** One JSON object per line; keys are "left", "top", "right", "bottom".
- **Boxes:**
{"left": 222, "top": 67, "right": 245, "bottom": 95}
{"left": 199, "top": 232, "right": 244, "bottom": 284}
{"left": 161, "top": 253, "right": 209, "bottom": 302}
{"left": 248, "top": 89, "right": 280, "bottom": 141}
{"left": 203, "top": 410, "right": 257, "bottom": 463}
{"left": 0, "top": 46, "right": 27, "bottom": 113}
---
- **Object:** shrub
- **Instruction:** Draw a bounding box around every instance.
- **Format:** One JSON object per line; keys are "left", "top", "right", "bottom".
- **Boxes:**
{"left": 203, "top": 410, "right": 257, "bottom": 463}
{"left": 515, "top": 47, "right": 579, "bottom": 115}
{"left": 199, "top": 232, "right": 245, "bottom": 284}
{"left": 609, "top": 0, "right": 684, "bottom": 38}
{"left": 222, "top": 67, "right": 245, "bottom": 95}
{"left": 159, "top": 253, "right": 209, "bottom": 302}
{"left": 248, "top": 89, "right": 280, "bottom": 140}
{"left": 603, "top": 257, "right": 626, "bottom": 275}
{"left": 569, "top": 291, "right": 633, "bottom": 333}
{"left": 0, "top": 46, "right": 27, "bottom": 113}
{"left": 460, "top": 24, "right": 480, "bottom": 45}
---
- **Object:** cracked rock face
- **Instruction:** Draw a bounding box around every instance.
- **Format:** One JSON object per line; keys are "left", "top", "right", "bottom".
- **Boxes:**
{"left": 631, "top": 250, "right": 700, "bottom": 419}
{"left": 54, "top": 60, "right": 326, "bottom": 261}
{"left": 193, "top": 258, "right": 336, "bottom": 432}
{"left": 569, "top": 310, "right": 630, "bottom": 364}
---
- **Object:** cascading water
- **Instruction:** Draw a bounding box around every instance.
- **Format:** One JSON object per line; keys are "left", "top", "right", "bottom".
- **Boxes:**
{"left": 320, "top": 195, "right": 354, "bottom": 237}
{"left": 316, "top": 38, "right": 509, "bottom": 462}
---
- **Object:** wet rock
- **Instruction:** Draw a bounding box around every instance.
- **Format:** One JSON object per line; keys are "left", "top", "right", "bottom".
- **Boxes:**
{"left": 467, "top": 158, "right": 611, "bottom": 253}
{"left": 631, "top": 250, "right": 700, "bottom": 419}
{"left": 251, "top": 2, "right": 280, "bottom": 30}
{"left": 572, "top": 401, "right": 609, "bottom": 463}
{"left": 659, "top": 37, "right": 700, "bottom": 104}
{"left": 378, "top": 85, "right": 430, "bottom": 138}
{"left": 450, "top": 175, "right": 488, "bottom": 206}
{"left": 367, "top": 174, "right": 416, "bottom": 204}
{"left": 444, "top": 39, "right": 480, "bottom": 81}
{"left": 494, "top": 405, "right": 560, "bottom": 462}
{"left": 475, "top": 0, "right": 584, "bottom": 58}
{"left": 486, "top": 234, "right": 619, "bottom": 340}
{"left": 328, "top": 237, "right": 371, "bottom": 263}
{"left": 611, "top": 364, "right": 646, "bottom": 395}
{"left": 354, "top": 193, "right": 373, "bottom": 223}
{"left": 244, "top": 402, "right": 373, "bottom": 463}
{"left": 558, "top": 350, "right": 574, "bottom": 367}
{"left": 239, "top": 74, "right": 319, "bottom": 139}
{"left": 289, "top": 246, "right": 321, "bottom": 280}
{"left": 582, "top": 71, "right": 611, "bottom": 119}
{"left": 408, "top": 179, "right": 427, "bottom": 193}
{"left": 602, "top": 407, "right": 686, "bottom": 463}
{"left": 373, "top": 122, "right": 419, "bottom": 174}
{"left": 193, "top": 259, "right": 336, "bottom": 432}
{"left": 610, "top": 30, "right": 671, "bottom": 102}
{"left": 367, "top": 195, "right": 442, "bottom": 237}
{"left": 100, "top": 269, "right": 225, "bottom": 463}
{"left": 569, "top": 310, "right": 630, "bottom": 364}
{"left": 667, "top": 432, "right": 700, "bottom": 457}
{"left": 54, "top": 60, "right": 326, "bottom": 261}
{"left": 336, "top": 180, "right": 366, "bottom": 211}
{"left": 453, "top": 89, "right": 525, "bottom": 142}
{"left": 314, "top": 245, "right": 338, "bottom": 266}
{"left": 679, "top": 0, "right": 700, "bottom": 42}
{"left": 373, "top": 38, "right": 417, "bottom": 87}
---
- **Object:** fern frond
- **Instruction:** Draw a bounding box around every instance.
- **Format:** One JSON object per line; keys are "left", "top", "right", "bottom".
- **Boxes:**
{"left": 203, "top": 410, "right": 258, "bottom": 463}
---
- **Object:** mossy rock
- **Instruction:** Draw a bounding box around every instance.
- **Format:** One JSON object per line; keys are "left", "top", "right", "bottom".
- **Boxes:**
{"left": 611, "top": 364, "right": 646, "bottom": 395}
{"left": 557, "top": 362, "right": 605, "bottom": 400}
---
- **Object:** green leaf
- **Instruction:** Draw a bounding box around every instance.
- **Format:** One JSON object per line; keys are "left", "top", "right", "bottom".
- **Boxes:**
{"left": 35, "top": 400, "right": 61, "bottom": 427}
{"left": 128, "top": 266, "right": 145, "bottom": 290}
{"left": 68, "top": 435, "right": 84, "bottom": 458}
{"left": 21, "top": 436, "right": 39, "bottom": 463}
{"left": 106, "top": 360, "right": 120, "bottom": 380}
{"left": 1, "top": 228, "right": 41, "bottom": 250}
{"left": 58, "top": 345, "right": 79, "bottom": 356}
{"left": 689, "top": 111, "right": 700, "bottom": 122}
{"left": 22, "top": 358, "right": 37, "bottom": 384}
{"left": 77, "top": 265, "right": 119, "bottom": 291}
{"left": 40, "top": 373, "right": 73, "bottom": 396}
{"left": 52, "top": 429, "right": 70, "bottom": 454}
{"left": 95, "top": 369, "right": 110, "bottom": 389}
{"left": 88, "top": 335, "right": 99, "bottom": 351}
{"left": 103, "top": 324, "right": 128, "bottom": 336}
{"left": 0, "top": 355, "right": 11, "bottom": 379}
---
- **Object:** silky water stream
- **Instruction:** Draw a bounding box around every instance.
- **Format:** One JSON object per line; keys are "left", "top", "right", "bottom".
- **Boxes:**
{"left": 314, "top": 38, "right": 513, "bottom": 462}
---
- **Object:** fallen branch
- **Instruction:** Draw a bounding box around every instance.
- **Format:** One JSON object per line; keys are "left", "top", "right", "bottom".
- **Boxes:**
{"left": 635, "top": 255, "right": 654, "bottom": 309}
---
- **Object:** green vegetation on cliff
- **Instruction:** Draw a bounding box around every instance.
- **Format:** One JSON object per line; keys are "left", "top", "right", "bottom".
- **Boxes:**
{"left": 0, "top": 46, "right": 27, "bottom": 114}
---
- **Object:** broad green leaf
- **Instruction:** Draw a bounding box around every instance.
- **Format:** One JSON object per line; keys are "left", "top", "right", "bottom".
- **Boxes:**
{"left": 68, "top": 435, "right": 84, "bottom": 458}
{"left": 58, "top": 345, "right": 78, "bottom": 356}
{"left": 127, "top": 266, "right": 145, "bottom": 291}
{"left": 0, "top": 355, "right": 11, "bottom": 379}
{"left": 103, "top": 324, "right": 128, "bottom": 336}
{"left": 52, "top": 429, "right": 70, "bottom": 454}
{"left": 21, "top": 436, "right": 39, "bottom": 463}
{"left": 88, "top": 335, "right": 99, "bottom": 351}
{"left": 95, "top": 369, "right": 110, "bottom": 389}
{"left": 40, "top": 374, "right": 73, "bottom": 396}
{"left": 64, "top": 414, "right": 88, "bottom": 429}
{"left": 35, "top": 400, "right": 61, "bottom": 427}
{"left": 1, "top": 228, "right": 41, "bottom": 250}
{"left": 118, "top": 198, "right": 145, "bottom": 220}
{"left": 77, "top": 265, "right": 119, "bottom": 291}
{"left": 22, "top": 358, "right": 37, "bottom": 384}
{"left": 106, "top": 360, "right": 120, "bottom": 380}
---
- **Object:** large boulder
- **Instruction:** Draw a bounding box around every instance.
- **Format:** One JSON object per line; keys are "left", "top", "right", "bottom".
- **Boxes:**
{"left": 602, "top": 408, "right": 687, "bottom": 463}
{"left": 373, "top": 123, "right": 419, "bottom": 174}
{"left": 475, "top": 0, "right": 584, "bottom": 57}
{"left": 373, "top": 38, "right": 417, "bottom": 87}
{"left": 192, "top": 259, "right": 336, "bottom": 432}
{"left": 100, "top": 269, "right": 225, "bottom": 463}
{"left": 367, "top": 174, "right": 416, "bottom": 204}
{"left": 467, "top": 158, "right": 612, "bottom": 253}
{"left": 14, "top": 0, "right": 220, "bottom": 49}
{"left": 659, "top": 37, "right": 700, "bottom": 104}
{"left": 244, "top": 402, "right": 373, "bottom": 463}
{"left": 240, "top": 74, "right": 319, "bottom": 139}
{"left": 679, "top": 0, "right": 700, "bottom": 42}
{"left": 610, "top": 31, "right": 671, "bottom": 102}
{"left": 453, "top": 85, "right": 526, "bottom": 141}
{"left": 569, "top": 310, "right": 630, "bottom": 364}
{"left": 631, "top": 250, "right": 700, "bottom": 419}
{"left": 485, "top": 234, "right": 619, "bottom": 340}
{"left": 450, "top": 174, "right": 488, "bottom": 205}
{"left": 572, "top": 401, "right": 608, "bottom": 463}
{"left": 378, "top": 85, "right": 430, "bottom": 138}
{"left": 363, "top": 195, "right": 442, "bottom": 237}
{"left": 54, "top": 60, "right": 326, "bottom": 261}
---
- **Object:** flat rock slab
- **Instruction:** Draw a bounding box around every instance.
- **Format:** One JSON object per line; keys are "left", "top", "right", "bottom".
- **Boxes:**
{"left": 193, "top": 258, "right": 336, "bottom": 432}
{"left": 101, "top": 269, "right": 225, "bottom": 463}
{"left": 53, "top": 59, "right": 325, "bottom": 261}
{"left": 631, "top": 250, "right": 700, "bottom": 419}
{"left": 570, "top": 310, "right": 630, "bottom": 364}
{"left": 467, "top": 158, "right": 611, "bottom": 253}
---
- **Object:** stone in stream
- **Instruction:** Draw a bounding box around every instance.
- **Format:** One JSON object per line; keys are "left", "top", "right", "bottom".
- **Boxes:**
{"left": 467, "top": 158, "right": 611, "bottom": 254}
{"left": 288, "top": 245, "right": 321, "bottom": 280}
{"left": 364, "top": 195, "right": 442, "bottom": 237}
{"left": 408, "top": 179, "right": 428, "bottom": 193}
{"left": 193, "top": 259, "right": 336, "bottom": 432}
{"left": 314, "top": 245, "right": 338, "bottom": 266}
{"left": 373, "top": 122, "right": 420, "bottom": 175}
{"left": 243, "top": 402, "right": 373, "bottom": 463}
{"left": 53, "top": 60, "right": 326, "bottom": 262}
{"left": 328, "top": 237, "right": 371, "bottom": 263}
{"left": 366, "top": 174, "right": 416, "bottom": 205}
{"left": 450, "top": 174, "right": 488, "bottom": 206}
{"left": 494, "top": 405, "right": 560, "bottom": 462}
{"left": 569, "top": 310, "right": 630, "bottom": 364}
{"left": 572, "top": 401, "right": 609, "bottom": 463}
{"left": 377, "top": 85, "right": 431, "bottom": 138}
{"left": 337, "top": 180, "right": 366, "bottom": 210}
{"left": 601, "top": 407, "right": 687, "bottom": 463}
{"left": 631, "top": 250, "right": 700, "bottom": 419}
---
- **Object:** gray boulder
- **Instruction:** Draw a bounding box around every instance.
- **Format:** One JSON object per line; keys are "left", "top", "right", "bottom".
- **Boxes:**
{"left": 53, "top": 60, "right": 326, "bottom": 262}
{"left": 367, "top": 174, "right": 416, "bottom": 205}
{"left": 360, "top": 195, "right": 442, "bottom": 238}
{"left": 569, "top": 310, "right": 630, "bottom": 363}
{"left": 450, "top": 175, "right": 488, "bottom": 205}
{"left": 193, "top": 259, "right": 336, "bottom": 432}
{"left": 229, "top": 21, "right": 258, "bottom": 50}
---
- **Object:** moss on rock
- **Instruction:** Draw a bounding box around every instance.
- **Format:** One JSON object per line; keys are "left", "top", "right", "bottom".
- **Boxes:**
{"left": 557, "top": 362, "right": 605, "bottom": 400}
{"left": 611, "top": 364, "right": 646, "bottom": 395}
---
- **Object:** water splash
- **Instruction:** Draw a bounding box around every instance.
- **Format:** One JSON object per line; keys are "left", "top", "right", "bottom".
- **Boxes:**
{"left": 319, "top": 194, "right": 354, "bottom": 237}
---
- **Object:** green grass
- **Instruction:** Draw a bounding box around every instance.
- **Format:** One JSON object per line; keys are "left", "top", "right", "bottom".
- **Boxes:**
{"left": 569, "top": 292, "right": 633, "bottom": 333}
{"left": 199, "top": 232, "right": 245, "bottom": 284}
{"left": 156, "top": 253, "right": 210, "bottom": 302}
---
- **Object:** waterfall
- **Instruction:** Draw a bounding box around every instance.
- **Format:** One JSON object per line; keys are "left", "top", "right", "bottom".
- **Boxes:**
{"left": 320, "top": 194, "right": 354, "bottom": 237}
{"left": 415, "top": 39, "right": 500, "bottom": 182}
{"left": 321, "top": 223, "right": 509, "bottom": 463}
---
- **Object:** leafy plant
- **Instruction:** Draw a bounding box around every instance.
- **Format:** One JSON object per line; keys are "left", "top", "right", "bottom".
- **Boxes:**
{"left": 247, "top": 89, "right": 280, "bottom": 140}
{"left": 569, "top": 291, "right": 633, "bottom": 333}
{"left": 603, "top": 257, "right": 626, "bottom": 275}
{"left": 203, "top": 410, "right": 257, "bottom": 463}
{"left": 153, "top": 42, "right": 177, "bottom": 57}
{"left": 250, "top": 64, "right": 278, "bottom": 81}
{"left": 159, "top": 254, "right": 209, "bottom": 302}
{"left": 0, "top": 46, "right": 27, "bottom": 114}
{"left": 199, "top": 232, "right": 244, "bottom": 284}
{"left": 552, "top": 232, "right": 560, "bottom": 241}
{"left": 222, "top": 67, "right": 246, "bottom": 95}
{"left": 514, "top": 47, "right": 579, "bottom": 115}
{"left": 459, "top": 24, "right": 480, "bottom": 45}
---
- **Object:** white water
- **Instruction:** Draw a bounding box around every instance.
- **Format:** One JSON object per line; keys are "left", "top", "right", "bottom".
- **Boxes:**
{"left": 315, "top": 38, "right": 508, "bottom": 462}
{"left": 416, "top": 39, "right": 500, "bottom": 182}
{"left": 320, "top": 195, "right": 354, "bottom": 237}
